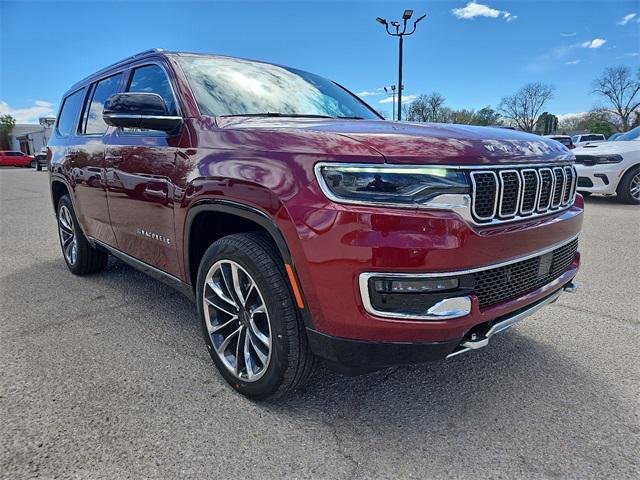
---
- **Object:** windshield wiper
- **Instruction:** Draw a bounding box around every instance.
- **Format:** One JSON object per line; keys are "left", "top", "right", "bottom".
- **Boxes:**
{"left": 220, "top": 113, "right": 366, "bottom": 120}
{"left": 220, "top": 113, "right": 336, "bottom": 119}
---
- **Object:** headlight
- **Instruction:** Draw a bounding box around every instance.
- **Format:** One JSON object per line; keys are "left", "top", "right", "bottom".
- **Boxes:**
{"left": 594, "top": 154, "right": 624, "bottom": 164}
{"left": 314, "top": 163, "right": 469, "bottom": 206}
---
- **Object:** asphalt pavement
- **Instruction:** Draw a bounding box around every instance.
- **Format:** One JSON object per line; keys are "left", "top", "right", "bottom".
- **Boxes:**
{"left": 1, "top": 167, "right": 638, "bottom": 479}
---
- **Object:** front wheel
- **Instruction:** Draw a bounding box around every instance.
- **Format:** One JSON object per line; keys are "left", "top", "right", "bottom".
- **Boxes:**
{"left": 196, "top": 232, "right": 316, "bottom": 399}
{"left": 617, "top": 166, "right": 640, "bottom": 204}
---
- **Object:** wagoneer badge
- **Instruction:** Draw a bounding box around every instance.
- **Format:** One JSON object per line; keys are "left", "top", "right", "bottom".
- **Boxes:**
{"left": 136, "top": 228, "right": 171, "bottom": 245}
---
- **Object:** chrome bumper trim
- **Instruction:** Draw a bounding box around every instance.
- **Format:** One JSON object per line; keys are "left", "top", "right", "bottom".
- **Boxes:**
{"left": 446, "top": 281, "right": 578, "bottom": 359}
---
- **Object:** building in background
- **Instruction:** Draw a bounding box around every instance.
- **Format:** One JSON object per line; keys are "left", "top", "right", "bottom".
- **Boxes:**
{"left": 10, "top": 117, "right": 55, "bottom": 154}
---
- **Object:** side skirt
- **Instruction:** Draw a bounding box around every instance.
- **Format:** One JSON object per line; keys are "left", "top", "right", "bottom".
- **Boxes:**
{"left": 90, "top": 237, "right": 195, "bottom": 301}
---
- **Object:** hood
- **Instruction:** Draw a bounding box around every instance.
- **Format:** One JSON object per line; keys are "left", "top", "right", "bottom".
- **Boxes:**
{"left": 574, "top": 140, "right": 640, "bottom": 156}
{"left": 215, "top": 117, "right": 573, "bottom": 166}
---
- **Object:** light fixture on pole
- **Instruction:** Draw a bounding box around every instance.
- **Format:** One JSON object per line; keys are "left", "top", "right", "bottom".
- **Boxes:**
{"left": 376, "top": 11, "right": 427, "bottom": 121}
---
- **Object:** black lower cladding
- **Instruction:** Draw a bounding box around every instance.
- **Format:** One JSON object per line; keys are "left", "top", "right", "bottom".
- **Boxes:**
{"left": 306, "top": 328, "right": 460, "bottom": 374}
{"left": 577, "top": 176, "right": 594, "bottom": 188}
{"left": 473, "top": 238, "right": 578, "bottom": 307}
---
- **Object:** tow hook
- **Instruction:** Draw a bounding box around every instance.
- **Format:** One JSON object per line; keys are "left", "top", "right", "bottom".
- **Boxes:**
{"left": 563, "top": 281, "right": 579, "bottom": 293}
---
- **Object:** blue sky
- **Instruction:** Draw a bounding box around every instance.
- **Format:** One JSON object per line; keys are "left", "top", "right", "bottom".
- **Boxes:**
{"left": 1, "top": 0, "right": 638, "bottom": 123}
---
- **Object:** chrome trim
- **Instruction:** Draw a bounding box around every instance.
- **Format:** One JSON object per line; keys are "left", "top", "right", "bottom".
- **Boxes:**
{"left": 470, "top": 171, "right": 499, "bottom": 221}
{"left": 446, "top": 282, "right": 578, "bottom": 359}
{"left": 536, "top": 168, "right": 554, "bottom": 212}
{"left": 425, "top": 296, "right": 472, "bottom": 318}
{"left": 497, "top": 169, "right": 521, "bottom": 218}
{"left": 359, "top": 234, "right": 579, "bottom": 320}
{"left": 519, "top": 168, "right": 540, "bottom": 215}
{"left": 313, "top": 162, "right": 578, "bottom": 227}
{"left": 563, "top": 166, "right": 576, "bottom": 205}
{"left": 551, "top": 166, "right": 565, "bottom": 208}
{"left": 104, "top": 113, "right": 184, "bottom": 121}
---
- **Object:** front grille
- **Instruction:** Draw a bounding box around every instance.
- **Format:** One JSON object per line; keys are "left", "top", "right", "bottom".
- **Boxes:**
{"left": 473, "top": 238, "right": 578, "bottom": 307}
{"left": 470, "top": 165, "right": 576, "bottom": 223}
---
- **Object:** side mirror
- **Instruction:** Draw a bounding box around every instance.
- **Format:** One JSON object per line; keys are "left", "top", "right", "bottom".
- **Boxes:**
{"left": 103, "top": 93, "right": 182, "bottom": 133}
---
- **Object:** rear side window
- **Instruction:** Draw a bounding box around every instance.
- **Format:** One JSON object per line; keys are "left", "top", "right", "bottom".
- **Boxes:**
{"left": 127, "top": 65, "right": 177, "bottom": 115}
{"left": 56, "top": 89, "right": 85, "bottom": 137}
{"left": 82, "top": 74, "right": 123, "bottom": 135}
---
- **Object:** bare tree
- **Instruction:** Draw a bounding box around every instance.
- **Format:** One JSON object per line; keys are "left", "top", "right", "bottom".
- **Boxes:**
{"left": 498, "top": 82, "right": 555, "bottom": 132}
{"left": 592, "top": 65, "right": 640, "bottom": 131}
{"left": 406, "top": 92, "right": 447, "bottom": 122}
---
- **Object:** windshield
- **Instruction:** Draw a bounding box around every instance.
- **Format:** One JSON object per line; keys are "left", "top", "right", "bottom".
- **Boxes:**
{"left": 178, "top": 55, "right": 379, "bottom": 119}
{"left": 616, "top": 127, "right": 640, "bottom": 141}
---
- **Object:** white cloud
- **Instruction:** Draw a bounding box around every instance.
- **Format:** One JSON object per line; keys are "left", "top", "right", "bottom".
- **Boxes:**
{"left": 560, "top": 32, "right": 576, "bottom": 37}
{"left": 357, "top": 88, "right": 385, "bottom": 97}
{"left": 617, "top": 13, "right": 637, "bottom": 25}
{"left": 0, "top": 100, "right": 56, "bottom": 123}
{"left": 624, "top": 52, "right": 640, "bottom": 57}
{"left": 565, "top": 60, "right": 581, "bottom": 65}
{"left": 581, "top": 38, "right": 606, "bottom": 49}
{"left": 452, "top": 2, "right": 517, "bottom": 22}
{"left": 557, "top": 112, "right": 588, "bottom": 123}
{"left": 379, "top": 95, "right": 417, "bottom": 104}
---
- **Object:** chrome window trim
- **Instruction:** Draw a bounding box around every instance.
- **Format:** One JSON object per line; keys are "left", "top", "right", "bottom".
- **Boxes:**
{"left": 497, "top": 170, "right": 521, "bottom": 218}
{"left": 359, "top": 233, "right": 579, "bottom": 320}
{"left": 470, "top": 171, "right": 499, "bottom": 221}
{"left": 519, "top": 168, "right": 540, "bottom": 215}
{"left": 536, "top": 168, "right": 554, "bottom": 212}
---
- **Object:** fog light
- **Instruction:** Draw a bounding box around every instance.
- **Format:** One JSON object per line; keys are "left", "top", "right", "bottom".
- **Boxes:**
{"left": 373, "top": 277, "right": 459, "bottom": 293}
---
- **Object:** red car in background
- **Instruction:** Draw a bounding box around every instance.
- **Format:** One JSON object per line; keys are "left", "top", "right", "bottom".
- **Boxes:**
{"left": 0, "top": 150, "right": 35, "bottom": 167}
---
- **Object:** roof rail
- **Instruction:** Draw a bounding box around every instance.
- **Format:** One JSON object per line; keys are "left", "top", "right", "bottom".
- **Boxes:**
{"left": 68, "top": 48, "right": 165, "bottom": 91}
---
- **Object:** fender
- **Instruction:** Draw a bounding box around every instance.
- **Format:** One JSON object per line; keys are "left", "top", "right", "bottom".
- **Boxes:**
{"left": 49, "top": 173, "right": 95, "bottom": 245}
{"left": 183, "top": 199, "right": 314, "bottom": 327}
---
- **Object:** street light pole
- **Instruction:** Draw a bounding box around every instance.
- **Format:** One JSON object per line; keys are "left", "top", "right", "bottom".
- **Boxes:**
{"left": 384, "top": 85, "right": 397, "bottom": 119}
{"left": 376, "top": 11, "right": 426, "bottom": 121}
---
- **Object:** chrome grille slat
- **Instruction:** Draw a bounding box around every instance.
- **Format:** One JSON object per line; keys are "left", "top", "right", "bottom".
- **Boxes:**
{"left": 498, "top": 170, "right": 521, "bottom": 218}
{"left": 470, "top": 165, "right": 576, "bottom": 224}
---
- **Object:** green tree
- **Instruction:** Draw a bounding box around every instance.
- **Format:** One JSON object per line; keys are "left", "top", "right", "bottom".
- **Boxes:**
{"left": 0, "top": 114, "right": 16, "bottom": 150}
{"left": 535, "top": 112, "right": 559, "bottom": 135}
{"left": 474, "top": 106, "right": 501, "bottom": 126}
{"left": 588, "top": 120, "right": 613, "bottom": 138}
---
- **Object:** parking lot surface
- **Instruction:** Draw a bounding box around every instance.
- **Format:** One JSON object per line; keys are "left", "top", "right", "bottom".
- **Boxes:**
{"left": 1, "top": 168, "right": 638, "bottom": 479}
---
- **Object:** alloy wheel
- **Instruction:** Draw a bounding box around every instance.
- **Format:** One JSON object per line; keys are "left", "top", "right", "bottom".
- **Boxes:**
{"left": 58, "top": 205, "right": 78, "bottom": 265}
{"left": 203, "top": 260, "right": 272, "bottom": 382}
{"left": 630, "top": 171, "right": 640, "bottom": 201}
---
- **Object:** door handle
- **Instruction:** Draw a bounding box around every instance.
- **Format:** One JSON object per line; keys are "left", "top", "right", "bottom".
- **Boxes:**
{"left": 105, "top": 155, "right": 124, "bottom": 167}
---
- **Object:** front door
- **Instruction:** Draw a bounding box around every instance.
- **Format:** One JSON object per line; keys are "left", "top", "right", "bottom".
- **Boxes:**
{"left": 104, "top": 63, "right": 185, "bottom": 277}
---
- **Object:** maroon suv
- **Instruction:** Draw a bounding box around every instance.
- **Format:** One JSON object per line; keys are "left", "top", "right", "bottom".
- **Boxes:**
{"left": 49, "top": 49, "right": 582, "bottom": 399}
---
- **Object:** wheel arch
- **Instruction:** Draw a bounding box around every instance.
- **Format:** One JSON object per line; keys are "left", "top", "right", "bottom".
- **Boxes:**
{"left": 183, "top": 200, "right": 294, "bottom": 288}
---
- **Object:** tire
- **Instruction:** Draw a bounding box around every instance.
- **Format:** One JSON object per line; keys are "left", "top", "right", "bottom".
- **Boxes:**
{"left": 57, "top": 195, "right": 109, "bottom": 274}
{"left": 30, "top": 160, "right": 37, "bottom": 169}
{"left": 196, "top": 232, "right": 316, "bottom": 400}
{"left": 616, "top": 165, "right": 640, "bottom": 204}
{"left": 579, "top": 191, "right": 592, "bottom": 198}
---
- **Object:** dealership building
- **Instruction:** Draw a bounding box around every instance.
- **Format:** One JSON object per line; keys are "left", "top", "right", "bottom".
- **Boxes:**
{"left": 8, "top": 117, "right": 55, "bottom": 154}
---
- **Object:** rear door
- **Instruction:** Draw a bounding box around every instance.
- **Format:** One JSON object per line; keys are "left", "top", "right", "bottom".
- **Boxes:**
{"left": 103, "top": 63, "right": 186, "bottom": 277}
{"left": 69, "top": 74, "right": 124, "bottom": 245}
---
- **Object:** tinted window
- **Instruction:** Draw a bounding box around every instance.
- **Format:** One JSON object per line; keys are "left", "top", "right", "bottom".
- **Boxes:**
{"left": 127, "top": 65, "right": 176, "bottom": 115}
{"left": 57, "top": 89, "right": 85, "bottom": 137}
{"left": 178, "top": 56, "right": 379, "bottom": 119}
{"left": 83, "top": 74, "right": 122, "bottom": 134}
{"left": 6, "top": 151, "right": 24, "bottom": 156}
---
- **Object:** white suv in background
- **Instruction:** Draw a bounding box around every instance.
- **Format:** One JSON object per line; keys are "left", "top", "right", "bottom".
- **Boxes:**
{"left": 571, "top": 133, "right": 606, "bottom": 147}
{"left": 574, "top": 127, "right": 640, "bottom": 204}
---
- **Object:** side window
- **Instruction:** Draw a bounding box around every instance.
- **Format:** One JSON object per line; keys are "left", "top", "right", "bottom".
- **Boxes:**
{"left": 56, "top": 89, "right": 85, "bottom": 137}
{"left": 82, "top": 74, "right": 123, "bottom": 135}
{"left": 127, "top": 65, "right": 177, "bottom": 115}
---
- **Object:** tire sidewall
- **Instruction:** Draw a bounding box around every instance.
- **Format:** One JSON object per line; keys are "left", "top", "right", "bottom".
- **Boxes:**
{"left": 196, "top": 238, "right": 294, "bottom": 399}
{"left": 618, "top": 165, "right": 640, "bottom": 204}
{"left": 57, "top": 196, "right": 82, "bottom": 273}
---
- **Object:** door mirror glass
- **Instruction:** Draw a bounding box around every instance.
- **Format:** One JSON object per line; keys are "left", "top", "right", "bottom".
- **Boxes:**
{"left": 103, "top": 92, "right": 182, "bottom": 132}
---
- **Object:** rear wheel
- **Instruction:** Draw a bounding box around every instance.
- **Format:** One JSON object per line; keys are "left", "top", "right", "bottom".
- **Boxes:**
{"left": 617, "top": 166, "right": 640, "bottom": 204}
{"left": 57, "top": 195, "right": 109, "bottom": 274}
{"left": 196, "top": 232, "right": 316, "bottom": 399}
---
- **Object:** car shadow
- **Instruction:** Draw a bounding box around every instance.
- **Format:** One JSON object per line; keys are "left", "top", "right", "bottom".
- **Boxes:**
{"left": 4, "top": 254, "right": 635, "bottom": 477}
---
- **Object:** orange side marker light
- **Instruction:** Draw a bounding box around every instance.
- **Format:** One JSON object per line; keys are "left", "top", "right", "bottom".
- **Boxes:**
{"left": 284, "top": 263, "right": 305, "bottom": 309}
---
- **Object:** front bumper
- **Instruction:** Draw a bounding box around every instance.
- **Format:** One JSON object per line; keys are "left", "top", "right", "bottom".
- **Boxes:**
{"left": 308, "top": 280, "right": 578, "bottom": 373}
{"left": 575, "top": 163, "right": 622, "bottom": 195}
